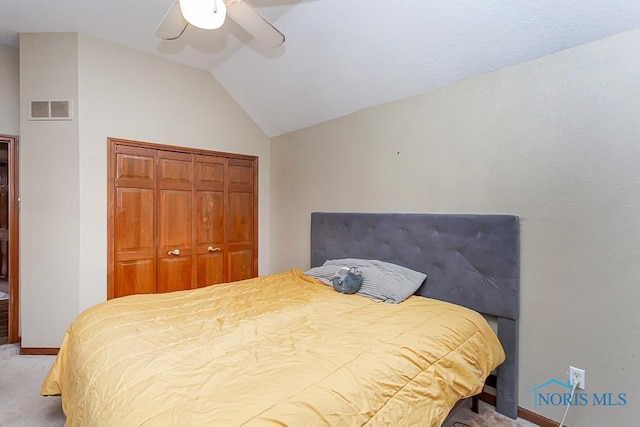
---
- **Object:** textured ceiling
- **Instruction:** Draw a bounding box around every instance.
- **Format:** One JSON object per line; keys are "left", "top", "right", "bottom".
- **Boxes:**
{"left": 1, "top": 0, "right": 639, "bottom": 137}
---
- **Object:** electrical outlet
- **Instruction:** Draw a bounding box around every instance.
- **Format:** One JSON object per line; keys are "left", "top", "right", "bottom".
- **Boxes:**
{"left": 569, "top": 366, "right": 586, "bottom": 390}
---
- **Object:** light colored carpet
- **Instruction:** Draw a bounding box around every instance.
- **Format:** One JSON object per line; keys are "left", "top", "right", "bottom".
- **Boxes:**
{"left": 0, "top": 344, "right": 65, "bottom": 426}
{"left": 0, "top": 342, "right": 537, "bottom": 426}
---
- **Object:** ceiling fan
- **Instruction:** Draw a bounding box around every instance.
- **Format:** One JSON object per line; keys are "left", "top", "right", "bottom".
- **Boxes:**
{"left": 155, "top": 0, "right": 285, "bottom": 47}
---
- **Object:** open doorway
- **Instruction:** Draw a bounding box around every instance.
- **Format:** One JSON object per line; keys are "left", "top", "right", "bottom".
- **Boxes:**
{"left": 0, "top": 135, "right": 18, "bottom": 345}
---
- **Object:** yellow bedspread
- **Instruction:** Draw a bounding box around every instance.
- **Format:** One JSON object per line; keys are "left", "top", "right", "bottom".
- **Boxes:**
{"left": 42, "top": 269, "right": 505, "bottom": 426}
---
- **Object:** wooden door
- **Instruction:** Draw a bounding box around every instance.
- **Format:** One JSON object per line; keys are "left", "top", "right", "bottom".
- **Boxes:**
{"left": 0, "top": 135, "right": 19, "bottom": 344}
{"left": 194, "top": 155, "right": 225, "bottom": 287}
{"left": 227, "top": 158, "right": 257, "bottom": 282}
{"left": 113, "top": 146, "right": 156, "bottom": 297}
{"left": 0, "top": 165, "right": 8, "bottom": 280}
{"left": 108, "top": 138, "right": 258, "bottom": 299}
{"left": 157, "top": 151, "right": 194, "bottom": 293}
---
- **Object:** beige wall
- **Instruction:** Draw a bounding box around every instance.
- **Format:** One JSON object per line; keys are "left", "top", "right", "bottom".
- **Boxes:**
{"left": 271, "top": 29, "right": 640, "bottom": 425}
{"left": 0, "top": 43, "right": 19, "bottom": 134}
{"left": 19, "top": 33, "right": 270, "bottom": 347}
{"left": 20, "top": 33, "right": 81, "bottom": 348}
{"left": 76, "top": 34, "right": 270, "bottom": 312}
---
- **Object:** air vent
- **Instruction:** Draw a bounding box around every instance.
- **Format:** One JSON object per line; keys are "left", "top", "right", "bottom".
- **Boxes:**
{"left": 29, "top": 100, "right": 73, "bottom": 120}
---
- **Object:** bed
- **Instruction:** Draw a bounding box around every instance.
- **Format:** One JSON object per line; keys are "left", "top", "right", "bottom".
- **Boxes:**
{"left": 42, "top": 212, "right": 519, "bottom": 426}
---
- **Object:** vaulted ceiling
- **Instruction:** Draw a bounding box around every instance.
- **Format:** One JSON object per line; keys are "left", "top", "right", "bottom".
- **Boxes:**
{"left": 1, "top": 1, "right": 639, "bottom": 137}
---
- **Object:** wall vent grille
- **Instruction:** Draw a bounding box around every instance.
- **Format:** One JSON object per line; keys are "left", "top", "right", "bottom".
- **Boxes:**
{"left": 29, "top": 100, "right": 73, "bottom": 120}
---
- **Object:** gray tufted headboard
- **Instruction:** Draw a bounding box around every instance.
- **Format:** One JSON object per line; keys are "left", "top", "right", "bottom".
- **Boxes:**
{"left": 310, "top": 212, "right": 519, "bottom": 419}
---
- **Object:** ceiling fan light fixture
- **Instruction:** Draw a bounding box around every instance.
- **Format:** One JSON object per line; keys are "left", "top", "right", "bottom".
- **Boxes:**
{"left": 180, "top": 0, "right": 227, "bottom": 30}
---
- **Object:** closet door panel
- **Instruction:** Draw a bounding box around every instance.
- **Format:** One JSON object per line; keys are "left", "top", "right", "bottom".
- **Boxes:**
{"left": 158, "top": 257, "right": 192, "bottom": 293}
{"left": 227, "top": 159, "right": 253, "bottom": 192}
{"left": 227, "top": 157, "right": 256, "bottom": 281}
{"left": 196, "top": 253, "right": 224, "bottom": 287}
{"left": 158, "top": 190, "right": 193, "bottom": 249}
{"left": 115, "top": 259, "right": 155, "bottom": 296}
{"left": 195, "top": 191, "right": 225, "bottom": 287}
{"left": 195, "top": 156, "right": 225, "bottom": 247}
{"left": 116, "top": 146, "right": 155, "bottom": 188}
{"left": 227, "top": 159, "right": 254, "bottom": 246}
{"left": 228, "top": 249, "right": 253, "bottom": 282}
{"left": 158, "top": 152, "right": 192, "bottom": 189}
{"left": 196, "top": 191, "right": 224, "bottom": 245}
{"left": 157, "top": 151, "right": 194, "bottom": 292}
{"left": 194, "top": 155, "right": 226, "bottom": 287}
{"left": 113, "top": 146, "right": 156, "bottom": 298}
{"left": 115, "top": 188, "right": 155, "bottom": 259}
{"left": 228, "top": 192, "right": 252, "bottom": 243}
{"left": 195, "top": 155, "right": 224, "bottom": 189}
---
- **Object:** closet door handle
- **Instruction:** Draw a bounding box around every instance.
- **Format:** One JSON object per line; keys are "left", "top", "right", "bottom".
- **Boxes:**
{"left": 167, "top": 249, "right": 180, "bottom": 256}
{"left": 208, "top": 246, "right": 221, "bottom": 253}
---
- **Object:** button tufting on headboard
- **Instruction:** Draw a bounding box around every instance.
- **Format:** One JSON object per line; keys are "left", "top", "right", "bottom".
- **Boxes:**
{"left": 310, "top": 213, "right": 519, "bottom": 321}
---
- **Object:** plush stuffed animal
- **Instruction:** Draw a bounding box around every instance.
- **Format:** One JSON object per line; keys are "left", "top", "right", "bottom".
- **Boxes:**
{"left": 331, "top": 266, "right": 363, "bottom": 294}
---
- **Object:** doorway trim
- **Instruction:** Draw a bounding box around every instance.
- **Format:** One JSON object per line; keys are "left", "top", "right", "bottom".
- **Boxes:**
{"left": 0, "top": 134, "right": 19, "bottom": 343}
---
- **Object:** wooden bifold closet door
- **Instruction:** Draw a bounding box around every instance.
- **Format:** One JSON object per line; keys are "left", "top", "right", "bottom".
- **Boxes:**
{"left": 108, "top": 138, "right": 258, "bottom": 299}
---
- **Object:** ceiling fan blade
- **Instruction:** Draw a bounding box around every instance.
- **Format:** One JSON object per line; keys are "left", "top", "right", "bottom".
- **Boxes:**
{"left": 155, "top": 1, "right": 188, "bottom": 40}
{"left": 226, "top": 0, "right": 285, "bottom": 47}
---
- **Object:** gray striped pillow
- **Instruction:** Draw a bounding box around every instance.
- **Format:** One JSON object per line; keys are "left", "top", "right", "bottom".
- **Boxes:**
{"left": 304, "top": 258, "right": 427, "bottom": 303}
